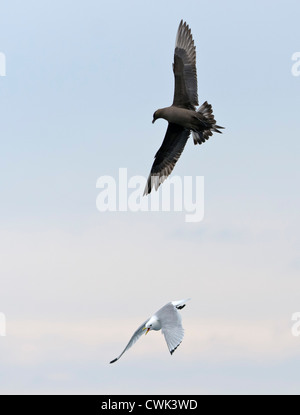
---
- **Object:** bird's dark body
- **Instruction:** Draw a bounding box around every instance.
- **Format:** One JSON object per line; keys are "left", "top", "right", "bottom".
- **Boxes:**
{"left": 155, "top": 106, "right": 210, "bottom": 133}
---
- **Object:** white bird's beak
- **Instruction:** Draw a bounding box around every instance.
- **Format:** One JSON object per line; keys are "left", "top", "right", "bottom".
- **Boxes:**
{"left": 143, "top": 327, "right": 150, "bottom": 335}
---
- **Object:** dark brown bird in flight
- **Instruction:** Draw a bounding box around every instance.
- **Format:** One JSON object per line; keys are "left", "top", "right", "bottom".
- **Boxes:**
{"left": 144, "top": 20, "right": 224, "bottom": 195}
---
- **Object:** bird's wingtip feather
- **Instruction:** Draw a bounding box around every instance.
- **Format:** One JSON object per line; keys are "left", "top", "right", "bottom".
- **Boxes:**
{"left": 170, "top": 341, "right": 182, "bottom": 355}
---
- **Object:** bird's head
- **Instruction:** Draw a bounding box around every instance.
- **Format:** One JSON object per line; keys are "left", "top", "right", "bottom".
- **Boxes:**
{"left": 143, "top": 316, "right": 158, "bottom": 334}
{"left": 152, "top": 110, "right": 161, "bottom": 124}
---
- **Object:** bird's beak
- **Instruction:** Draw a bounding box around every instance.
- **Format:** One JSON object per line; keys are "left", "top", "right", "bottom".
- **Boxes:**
{"left": 143, "top": 327, "right": 150, "bottom": 335}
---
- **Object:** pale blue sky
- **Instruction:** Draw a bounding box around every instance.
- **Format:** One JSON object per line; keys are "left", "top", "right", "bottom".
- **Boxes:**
{"left": 0, "top": 0, "right": 300, "bottom": 395}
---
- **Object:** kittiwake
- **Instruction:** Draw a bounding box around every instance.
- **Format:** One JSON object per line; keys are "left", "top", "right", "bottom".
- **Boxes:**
{"left": 110, "top": 298, "right": 190, "bottom": 363}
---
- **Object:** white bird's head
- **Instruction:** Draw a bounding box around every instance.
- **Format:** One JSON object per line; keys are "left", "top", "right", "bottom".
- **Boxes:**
{"left": 143, "top": 316, "right": 160, "bottom": 334}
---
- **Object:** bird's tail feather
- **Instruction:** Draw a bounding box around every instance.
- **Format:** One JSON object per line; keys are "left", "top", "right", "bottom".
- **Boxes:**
{"left": 192, "top": 101, "right": 224, "bottom": 145}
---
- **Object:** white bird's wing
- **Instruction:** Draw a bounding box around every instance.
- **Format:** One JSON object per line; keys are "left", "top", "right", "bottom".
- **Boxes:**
{"left": 172, "top": 298, "right": 191, "bottom": 309}
{"left": 110, "top": 319, "right": 148, "bottom": 364}
{"left": 156, "top": 303, "right": 185, "bottom": 355}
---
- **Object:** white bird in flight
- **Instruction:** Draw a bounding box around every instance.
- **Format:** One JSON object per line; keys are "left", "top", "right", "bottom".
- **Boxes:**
{"left": 110, "top": 298, "right": 190, "bottom": 363}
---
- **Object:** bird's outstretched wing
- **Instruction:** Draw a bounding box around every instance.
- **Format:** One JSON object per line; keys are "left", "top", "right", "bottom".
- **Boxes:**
{"left": 173, "top": 20, "right": 198, "bottom": 109}
{"left": 156, "top": 303, "right": 185, "bottom": 355}
{"left": 110, "top": 320, "right": 148, "bottom": 364}
{"left": 144, "top": 123, "right": 190, "bottom": 195}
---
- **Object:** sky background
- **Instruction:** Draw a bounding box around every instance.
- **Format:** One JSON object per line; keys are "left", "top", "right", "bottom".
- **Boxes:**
{"left": 0, "top": 0, "right": 300, "bottom": 395}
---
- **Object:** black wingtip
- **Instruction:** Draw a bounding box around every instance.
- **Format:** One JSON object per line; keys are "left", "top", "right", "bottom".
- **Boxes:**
{"left": 110, "top": 358, "right": 118, "bottom": 364}
{"left": 170, "top": 342, "right": 182, "bottom": 355}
